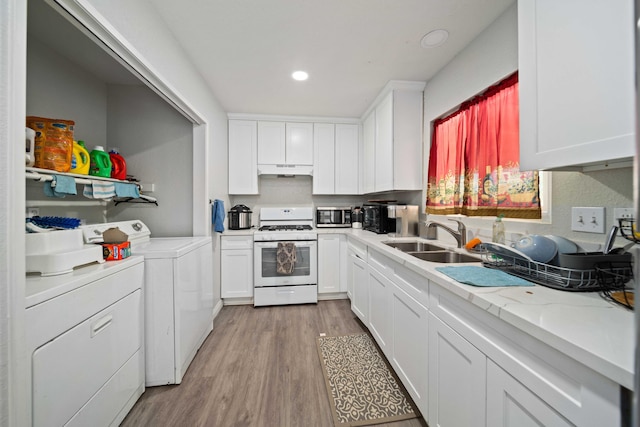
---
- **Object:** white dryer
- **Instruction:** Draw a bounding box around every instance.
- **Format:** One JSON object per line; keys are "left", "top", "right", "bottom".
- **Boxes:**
{"left": 82, "top": 220, "right": 214, "bottom": 386}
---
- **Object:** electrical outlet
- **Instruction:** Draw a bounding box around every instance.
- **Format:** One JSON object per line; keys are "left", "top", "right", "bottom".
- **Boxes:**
{"left": 571, "top": 207, "right": 605, "bottom": 233}
{"left": 613, "top": 208, "right": 634, "bottom": 220}
{"left": 26, "top": 207, "right": 39, "bottom": 218}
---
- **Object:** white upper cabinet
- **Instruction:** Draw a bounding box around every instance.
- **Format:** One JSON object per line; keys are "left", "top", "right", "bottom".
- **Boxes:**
{"left": 313, "top": 123, "right": 336, "bottom": 194}
{"left": 518, "top": 0, "right": 635, "bottom": 171}
{"left": 375, "top": 93, "right": 394, "bottom": 192}
{"left": 228, "top": 120, "right": 258, "bottom": 195}
{"left": 258, "top": 121, "right": 313, "bottom": 166}
{"left": 360, "top": 81, "right": 425, "bottom": 194}
{"left": 362, "top": 111, "right": 376, "bottom": 194}
{"left": 334, "top": 124, "right": 359, "bottom": 194}
{"left": 257, "top": 121, "right": 286, "bottom": 165}
{"left": 314, "top": 123, "right": 360, "bottom": 195}
{"left": 285, "top": 122, "right": 314, "bottom": 165}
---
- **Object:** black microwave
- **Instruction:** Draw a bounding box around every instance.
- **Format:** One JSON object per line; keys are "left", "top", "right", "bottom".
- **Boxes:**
{"left": 362, "top": 203, "right": 396, "bottom": 234}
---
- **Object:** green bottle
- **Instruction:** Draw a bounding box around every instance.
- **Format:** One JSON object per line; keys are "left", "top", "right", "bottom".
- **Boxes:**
{"left": 89, "top": 145, "right": 112, "bottom": 178}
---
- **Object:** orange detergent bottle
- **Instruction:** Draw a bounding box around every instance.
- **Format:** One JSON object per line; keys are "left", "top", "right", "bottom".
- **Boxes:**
{"left": 26, "top": 116, "right": 74, "bottom": 172}
{"left": 109, "top": 148, "right": 127, "bottom": 180}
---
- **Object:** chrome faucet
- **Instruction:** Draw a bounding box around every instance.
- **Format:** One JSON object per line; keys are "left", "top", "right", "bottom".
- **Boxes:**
{"left": 425, "top": 219, "right": 467, "bottom": 248}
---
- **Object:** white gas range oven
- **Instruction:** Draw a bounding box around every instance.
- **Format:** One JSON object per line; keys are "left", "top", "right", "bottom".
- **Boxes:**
{"left": 253, "top": 207, "right": 318, "bottom": 307}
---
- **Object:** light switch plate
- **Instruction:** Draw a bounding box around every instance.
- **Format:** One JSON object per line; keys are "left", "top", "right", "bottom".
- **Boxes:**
{"left": 571, "top": 207, "right": 605, "bottom": 233}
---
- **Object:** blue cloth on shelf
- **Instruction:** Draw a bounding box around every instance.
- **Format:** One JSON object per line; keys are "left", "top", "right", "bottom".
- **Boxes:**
{"left": 435, "top": 266, "right": 534, "bottom": 287}
{"left": 43, "top": 174, "right": 77, "bottom": 198}
{"left": 115, "top": 182, "right": 140, "bottom": 198}
{"left": 83, "top": 181, "right": 116, "bottom": 199}
{"left": 212, "top": 199, "right": 225, "bottom": 233}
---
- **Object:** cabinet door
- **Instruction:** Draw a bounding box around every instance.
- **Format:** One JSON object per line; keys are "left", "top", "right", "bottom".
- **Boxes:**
{"left": 335, "top": 124, "right": 359, "bottom": 194}
{"left": 518, "top": 0, "right": 634, "bottom": 170}
{"left": 228, "top": 120, "right": 258, "bottom": 194}
{"left": 391, "top": 282, "right": 429, "bottom": 415}
{"left": 367, "top": 267, "right": 392, "bottom": 354}
{"left": 221, "top": 249, "right": 254, "bottom": 298}
{"left": 429, "top": 313, "right": 486, "bottom": 427}
{"left": 374, "top": 92, "right": 394, "bottom": 192}
{"left": 392, "top": 90, "right": 423, "bottom": 190}
{"left": 313, "top": 123, "right": 335, "bottom": 194}
{"left": 318, "top": 234, "right": 341, "bottom": 293}
{"left": 257, "top": 121, "right": 285, "bottom": 164}
{"left": 486, "top": 360, "right": 572, "bottom": 427}
{"left": 285, "top": 122, "right": 313, "bottom": 165}
{"left": 362, "top": 111, "right": 376, "bottom": 194}
{"left": 349, "top": 253, "right": 368, "bottom": 324}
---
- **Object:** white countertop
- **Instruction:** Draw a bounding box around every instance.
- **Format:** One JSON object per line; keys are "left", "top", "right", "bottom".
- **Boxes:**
{"left": 344, "top": 229, "right": 635, "bottom": 391}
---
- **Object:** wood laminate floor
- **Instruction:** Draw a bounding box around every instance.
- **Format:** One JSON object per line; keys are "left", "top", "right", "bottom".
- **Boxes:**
{"left": 121, "top": 300, "right": 427, "bottom": 427}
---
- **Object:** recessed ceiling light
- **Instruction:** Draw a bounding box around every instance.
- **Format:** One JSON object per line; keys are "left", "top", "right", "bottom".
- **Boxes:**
{"left": 421, "top": 29, "right": 449, "bottom": 48}
{"left": 292, "top": 71, "right": 309, "bottom": 81}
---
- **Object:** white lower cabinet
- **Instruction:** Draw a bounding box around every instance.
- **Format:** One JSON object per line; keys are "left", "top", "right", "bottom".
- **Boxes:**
{"left": 221, "top": 235, "right": 253, "bottom": 299}
{"left": 486, "top": 360, "right": 572, "bottom": 427}
{"left": 367, "top": 266, "right": 392, "bottom": 354}
{"left": 318, "top": 234, "right": 347, "bottom": 294}
{"left": 350, "top": 240, "right": 623, "bottom": 427}
{"left": 348, "top": 249, "right": 368, "bottom": 324}
{"left": 428, "top": 313, "right": 487, "bottom": 427}
{"left": 390, "top": 280, "right": 428, "bottom": 414}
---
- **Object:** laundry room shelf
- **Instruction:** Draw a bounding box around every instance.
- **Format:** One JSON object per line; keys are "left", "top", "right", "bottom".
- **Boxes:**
{"left": 25, "top": 167, "right": 158, "bottom": 205}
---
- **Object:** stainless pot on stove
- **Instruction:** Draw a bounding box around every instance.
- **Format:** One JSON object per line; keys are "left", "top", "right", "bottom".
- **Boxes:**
{"left": 228, "top": 204, "right": 252, "bottom": 230}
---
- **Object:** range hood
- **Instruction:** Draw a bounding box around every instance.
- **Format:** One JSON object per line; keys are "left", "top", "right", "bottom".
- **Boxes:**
{"left": 257, "top": 164, "right": 313, "bottom": 176}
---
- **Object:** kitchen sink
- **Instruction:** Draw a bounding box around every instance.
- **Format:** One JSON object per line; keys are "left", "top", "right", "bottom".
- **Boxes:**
{"left": 408, "top": 251, "right": 480, "bottom": 263}
{"left": 383, "top": 241, "right": 445, "bottom": 252}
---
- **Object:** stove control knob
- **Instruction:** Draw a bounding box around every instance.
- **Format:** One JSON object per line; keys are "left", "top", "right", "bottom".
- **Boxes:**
{"left": 132, "top": 222, "right": 143, "bottom": 231}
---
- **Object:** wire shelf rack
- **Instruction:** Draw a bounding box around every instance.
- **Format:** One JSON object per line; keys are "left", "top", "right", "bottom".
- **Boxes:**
{"left": 481, "top": 250, "right": 633, "bottom": 292}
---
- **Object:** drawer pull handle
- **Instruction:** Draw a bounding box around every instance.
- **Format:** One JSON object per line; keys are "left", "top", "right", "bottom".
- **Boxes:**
{"left": 91, "top": 313, "right": 113, "bottom": 337}
{"left": 277, "top": 290, "right": 295, "bottom": 295}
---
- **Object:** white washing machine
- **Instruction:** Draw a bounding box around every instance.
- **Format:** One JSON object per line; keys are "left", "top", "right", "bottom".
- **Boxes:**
{"left": 82, "top": 220, "right": 214, "bottom": 386}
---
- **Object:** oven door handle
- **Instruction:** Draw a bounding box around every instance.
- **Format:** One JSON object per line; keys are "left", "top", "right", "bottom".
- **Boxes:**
{"left": 254, "top": 241, "right": 316, "bottom": 248}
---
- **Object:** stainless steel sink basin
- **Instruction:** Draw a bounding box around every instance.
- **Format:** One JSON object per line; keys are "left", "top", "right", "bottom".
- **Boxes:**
{"left": 408, "top": 251, "right": 480, "bottom": 263}
{"left": 383, "top": 241, "right": 445, "bottom": 252}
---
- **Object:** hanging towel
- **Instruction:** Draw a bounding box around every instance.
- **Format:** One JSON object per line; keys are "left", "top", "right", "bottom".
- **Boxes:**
{"left": 83, "top": 181, "right": 116, "bottom": 199}
{"left": 276, "top": 242, "right": 297, "bottom": 275}
{"left": 212, "top": 199, "right": 225, "bottom": 233}
{"left": 114, "top": 182, "right": 140, "bottom": 198}
{"left": 435, "top": 266, "right": 534, "bottom": 287}
{"left": 43, "top": 174, "right": 77, "bottom": 198}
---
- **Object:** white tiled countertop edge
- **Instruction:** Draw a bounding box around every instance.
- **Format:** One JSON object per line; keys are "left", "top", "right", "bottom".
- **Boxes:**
{"left": 344, "top": 229, "right": 634, "bottom": 391}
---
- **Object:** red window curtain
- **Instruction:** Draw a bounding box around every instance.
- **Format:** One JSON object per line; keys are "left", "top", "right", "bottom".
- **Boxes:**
{"left": 426, "top": 72, "right": 541, "bottom": 219}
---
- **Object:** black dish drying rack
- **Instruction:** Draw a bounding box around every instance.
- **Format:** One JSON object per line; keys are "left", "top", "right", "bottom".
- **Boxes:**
{"left": 618, "top": 217, "right": 640, "bottom": 243}
{"left": 481, "top": 249, "right": 633, "bottom": 293}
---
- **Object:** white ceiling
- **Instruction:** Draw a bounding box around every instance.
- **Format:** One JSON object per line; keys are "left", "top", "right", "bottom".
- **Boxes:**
{"left": 147, "top": 0, "right": 515, "bottom": 118}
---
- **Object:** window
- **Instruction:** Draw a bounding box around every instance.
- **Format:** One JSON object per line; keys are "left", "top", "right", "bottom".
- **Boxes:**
{"left": 426, "top": 72, "right": 541, "bottom": 219}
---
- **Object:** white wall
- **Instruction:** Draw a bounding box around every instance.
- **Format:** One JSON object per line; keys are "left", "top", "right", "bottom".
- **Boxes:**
{"left": 26, "top": 38, "right": 108, "bottom": 146}
{"left": 422, "top": 3, "right": 634, "bottom": 248}
{"left": 230, "top": 176, "right": 421, "bottom": 228}
{"left": 106, "top": 85, "right": 194, "bottom": 236}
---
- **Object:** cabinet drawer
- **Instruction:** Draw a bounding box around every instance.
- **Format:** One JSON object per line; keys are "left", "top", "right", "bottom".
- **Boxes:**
{"left": 66, "top": 350, "right": 144, "bottom": 427}
{"left": 348, "top": 237, "right": 367, "bottom": 261}
{"left": 32, "top": 290, "right": 142, "bottom": 427}
{"left": 221, "top": 235, "right": 254, "bottom": 249}
{"left": 254, "top": 285, "right": 317, "bottom": 307}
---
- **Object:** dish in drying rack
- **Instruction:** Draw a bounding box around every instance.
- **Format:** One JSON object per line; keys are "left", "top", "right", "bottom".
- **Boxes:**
{"left": 482, "top": 242, "right": 533, "bottom": 263}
